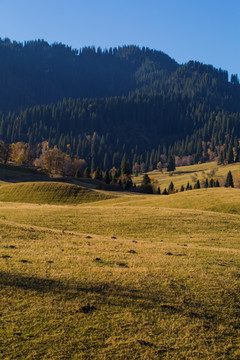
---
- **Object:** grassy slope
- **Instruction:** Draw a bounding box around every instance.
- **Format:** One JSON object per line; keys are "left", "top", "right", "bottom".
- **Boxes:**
{"left": 0, "top": 163, "right": 47, "bottom": 180}
{"left": 95, "top": 187, "right": 240, "bottom": 215}
{"left": 0, "top": 182, "right": 113, "bottom": 205}
{"left": 0, "top": 186, "right": 240, "bottom": 359}
{"left": 133, "top": 161, "right": 240, "bottom": 190}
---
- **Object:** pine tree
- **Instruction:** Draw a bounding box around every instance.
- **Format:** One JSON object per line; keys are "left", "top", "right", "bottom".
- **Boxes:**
{"left": 121, "top": 156, "right": 130, "bottom": 175}
{"left": 186, "top": 182, "right": 190, "bottom": 190}
{"left": 94, "top": 167, "right": 102, "bottom": 180}
{"left": 103, "top": 170, "right": 110, "bottom": 184}
{"left": 162, "top": 188, "right": 168, "bottom": 195}
{"left": 194, "top": 179, "right": 200, "bottom": 189}
{"left": 225, "top": 171, "right": 234, "bottom": 187}
{"left": 75, "top": 169, "right": 80, "bottom": 178}
{"left": 167, "top": 155, "right": 176, "bottom": 172}
{"left": 157, "top": 187, "right": 161, "bottom": 194}
{"left": 168, "top": 181, "right": 174, "bottom": 194}
{"left": 209, "top": 179, "right": 214, "bottom": 187}
{"left": 214, "top": 179, "right": 220, "bottom": 187}
{"left": 142, "top": 174, "right": 151, "bottom": 185}
{"left": 180, "top": 184, "right": 184, "bottom": 192}
{"left": 235, "top": 147, "right": 240, "bottom": 163}
{"left": 227, "top": 142, "right": 234, "bottom": 164}
{"left": 217, "top": 150, "right": 224, "bottom": 165}
{"left": 83, "top": 167, "right": 91, "bottom": 178}
{"left": 204, "top": 178, "right": 209, "bottom": 188}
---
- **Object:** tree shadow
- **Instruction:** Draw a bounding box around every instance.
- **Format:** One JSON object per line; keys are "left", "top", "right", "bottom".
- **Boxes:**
{"left": 0, "top": 271, "right": 218, "bottom": 322}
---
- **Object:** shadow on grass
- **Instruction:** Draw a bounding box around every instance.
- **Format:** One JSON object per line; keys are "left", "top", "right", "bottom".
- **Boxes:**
{"left": 0, "top": 271, "right": 218, "bottom": 322}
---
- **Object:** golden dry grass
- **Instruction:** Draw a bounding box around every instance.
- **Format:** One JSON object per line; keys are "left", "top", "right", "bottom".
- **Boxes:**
{"left": 0, "top": 184, "right": 240, "bottom": 359}
{"left": 132, "top": 161, "right": 240, "bottom": 190}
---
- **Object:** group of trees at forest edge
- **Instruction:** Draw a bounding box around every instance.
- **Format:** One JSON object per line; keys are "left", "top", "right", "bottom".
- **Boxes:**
{"left": 0, "top": 140, "right": 236, "bottom": 194}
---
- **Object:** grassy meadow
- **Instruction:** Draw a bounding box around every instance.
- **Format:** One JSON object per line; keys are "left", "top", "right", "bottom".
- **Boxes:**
{"left": 0, "top": 163, "right": 240, "bottom": 359}
{"left": 132, "top": 161, "right": 240, "bottom": 191}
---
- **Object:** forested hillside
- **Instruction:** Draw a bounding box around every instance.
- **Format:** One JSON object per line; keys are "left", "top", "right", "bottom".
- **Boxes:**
{"left": 1, "top": 38, "right": 240, "bottom": 172}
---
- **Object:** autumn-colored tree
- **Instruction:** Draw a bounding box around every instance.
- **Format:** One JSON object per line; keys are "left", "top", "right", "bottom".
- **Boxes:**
{"left": 42, "top": 147, "right": 66, "bottom": 175}
{"left": 10, "top": 142, "right": 33, "bottom": 164}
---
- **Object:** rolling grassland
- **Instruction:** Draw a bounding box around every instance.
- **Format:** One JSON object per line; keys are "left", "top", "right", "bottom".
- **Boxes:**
{"left": 0, "top": 179, "right": 239, "bottom": 359}
{"left": 133, "top": 161, "right": 240, "bottom": 191}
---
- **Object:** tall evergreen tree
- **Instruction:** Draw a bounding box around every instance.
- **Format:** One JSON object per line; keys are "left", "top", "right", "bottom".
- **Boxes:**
{"left": 227, "top": 142, "right": 234, "bottom": 164}
{"left": 225, "top": 171, "right": 234, "bottom": 187}
{"left": 168, "top": 181, "right": 175, "bottom": 194}
{"left": 167, "top": 155, "right": 176, "bottom": 172}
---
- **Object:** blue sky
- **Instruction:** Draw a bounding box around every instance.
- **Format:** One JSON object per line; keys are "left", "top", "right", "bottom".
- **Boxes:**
{"left": 1, "top": 0, "right": 239, "bottom": 76}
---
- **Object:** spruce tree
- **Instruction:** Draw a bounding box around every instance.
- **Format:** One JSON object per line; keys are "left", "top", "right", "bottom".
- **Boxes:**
{"left": 167, "top": 155, "right": 176, "bottom": 172}
{"left": 215, "top": 179, "right": 220, "bottom": 187}
{"left": 209, "top": 179, "right": 214, "bottom": 187}
{"left": 186, "top": 182, "right": 190, "bottom": 190}
{"left": 162, "top": 188, "right": 168, "bottom": 195}
{"left": 180, "top": 184, "right": 184, "bottom": 192}
{"left": 235, "top": 147, "right": 240, "bottom": 163}
{"left": 121, "top": 157, "right": 130, "bottom": 175}
{"left": 103, "top": 170, "right": 110, "bottom": 184}
{"left": 204, "top": 178, "right": 209, "bottom": 188}
{"left": 227, "top": 142, "right": 234, "bottom": 164}
{"left": 94, "top": 167, "right": 102, "bottom": 180}
{"left": 75, "top": 169, "right": 80, "bottom": 178}
{"left": 194, "top": 179, "right": 200, "bottom": 189}
{"left": 225, "top": 171, "right": 234, "bottom": 187}
{"left": 83, "top": 167, "right": 91, "bottom": 178}
{"left": 217, "top": 150, "right": 224, "bottom": 165}
{"left": 168, "top": 181, "right": 174, "bottom": 194}
{"left": 142, "top": 174, "right": 151, "bottom": 185}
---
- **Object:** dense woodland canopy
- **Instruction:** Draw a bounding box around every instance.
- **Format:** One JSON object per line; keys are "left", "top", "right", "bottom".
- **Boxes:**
{"left": 1, "top": 38, "right": 240, "bottom": 172}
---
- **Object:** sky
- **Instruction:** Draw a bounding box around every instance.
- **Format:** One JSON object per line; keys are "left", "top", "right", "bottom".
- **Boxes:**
{"left": 1, "top": 0, "right": 239, "bottom": 76}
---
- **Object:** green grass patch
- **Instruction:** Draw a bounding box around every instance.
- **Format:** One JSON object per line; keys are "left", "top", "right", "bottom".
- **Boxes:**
{"left": 0, "top": 181, "right": 114, "bottom": 205}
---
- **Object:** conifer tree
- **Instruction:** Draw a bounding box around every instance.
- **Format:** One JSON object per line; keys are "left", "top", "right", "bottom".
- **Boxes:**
{"left": 227, "top": 142, "right": 234, "bottom": 164}
{"left": 180, "top": 184, "right": 184, "bottom": 192}
{"left": 167, "top": 155, "right": 176, "bottom": 172}
{"left": 75, "top": 169, "right": 80, "bottom": 178}
{"left": 83, "top": 167, "right": 91, "bottom": 178}
{"left": 194, "top": 179, "right": 200, "bottom": 189}
{"left": 225, "top": 171, "right": 234, "bottom": 187}
{"left": 204, "top": 178, "right": 209, "bottom": 188}
{"left": 121, "top": 156, "right": 130, "bottom": 175}
{"left": 94, "top": 167, "right": 102, "bottom": 180}
{"left": 162, "top": 188, "right": 168, "bottom": 195}
{"left": 209, "top": 179, "right": 214, "bottom": 187}
{"left": 186, "top": 182, "right": 190, "bottom": 190}
{"left": 217, "top": 150, "right": 224, "bottom": 165}
{"left": 168, "top": 181, "right": 174, "bottom": 194}
{"left": 215, "top": 179, "right": 220, "bottom": 187}
{"left": 103, "top": 170, "right": 111, "bottom": 184}
{"left": 142, "top": 174, "right": 151, "bottom": 185}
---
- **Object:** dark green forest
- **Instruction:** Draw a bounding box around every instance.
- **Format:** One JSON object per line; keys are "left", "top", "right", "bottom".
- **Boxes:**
{"left": 1, "top": 37, "right": 240, "bottom": 172}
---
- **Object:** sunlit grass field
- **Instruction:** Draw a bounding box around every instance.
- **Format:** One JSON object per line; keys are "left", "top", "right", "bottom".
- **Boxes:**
{"left": 0, "top": 182, "right": 113, "bottom": 205}
{"left": 0, "top": 172, "right": 240, "bottom": 359}
{"left": 133, "top": 161, "right": 240, "bottom": 190}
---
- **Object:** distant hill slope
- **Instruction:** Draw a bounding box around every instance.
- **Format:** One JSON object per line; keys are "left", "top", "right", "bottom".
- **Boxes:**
{"left": 1, "top": 38, "right": 240, "bottom": 170}
{"left": 0, "top": 182, "right": 113, "bottom": 205}
{"left": 0, "top": 39, "right": 178, "bottom": 112}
